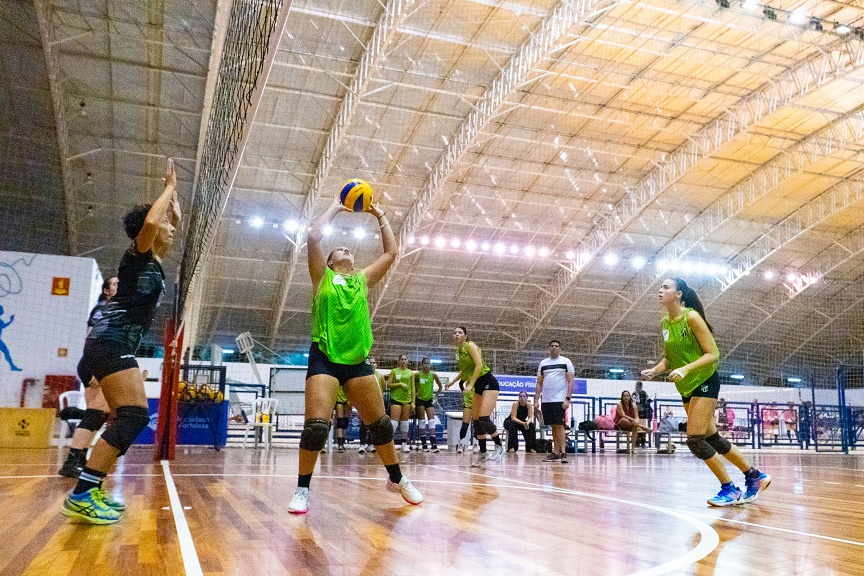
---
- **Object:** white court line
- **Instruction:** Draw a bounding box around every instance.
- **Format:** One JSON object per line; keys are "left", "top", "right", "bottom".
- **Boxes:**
{"left": 161, "top": 460, "right": 203, "bottom": 576}
{"left": 699, "top": 515, "right": 864, "bottom": 547}
{"left": 425, "top": 464, "right": 718, "bottom": 576}
{"left": 428, "top": 464, "right": 864, "bottom": 549}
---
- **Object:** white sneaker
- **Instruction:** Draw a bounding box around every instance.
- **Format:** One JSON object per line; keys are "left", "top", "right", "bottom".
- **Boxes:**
{"left": 358, "top": 445, "right": 366, "bottom": 454}
{"left": 473, "top": 444, "right": 480, "bottom": 452}
{"left": 367, "top": 444, "right": 376, "bottom": 453}
{"left": 386, "top": 475, "right": 423, "bottom": 505}
{"left": 402, "top": 443, "right": 411, "bottom": 453}
{"left": 488, "top": 444, "right": 505, "bottom": 461}
{"left": 471, "top": 452, "right": 489, "bottom": 468}
{"left": 456, "top": 444, "right": 464, "bottom": 454}
{"left": 288, "top": 488, "right": 309, "bottom": 514}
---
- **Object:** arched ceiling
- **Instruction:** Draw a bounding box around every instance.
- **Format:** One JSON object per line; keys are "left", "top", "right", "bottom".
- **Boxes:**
{"left": 5, "top": 0, "right": 864, "bottom": 382}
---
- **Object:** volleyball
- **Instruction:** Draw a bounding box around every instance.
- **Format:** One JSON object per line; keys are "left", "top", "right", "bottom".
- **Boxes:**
{"left": 340, "top": 179, "right": 373, "bottom": 212}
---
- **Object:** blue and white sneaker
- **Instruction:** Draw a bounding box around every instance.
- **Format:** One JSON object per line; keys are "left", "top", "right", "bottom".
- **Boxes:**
{"left": 707, "top": 484, "right": 743, "bottom": 507}
{"left": 743, "top": 471, "right": 772, "bottom": 503}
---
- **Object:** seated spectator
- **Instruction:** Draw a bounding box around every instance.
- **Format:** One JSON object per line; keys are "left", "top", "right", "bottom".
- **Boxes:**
{"left": 633, "top": 381, "right": 652, "bottom": 447}
{"left": 614, "top": 390, "right": 651, "bottom": 448}
{"left": 503, "top": 391, "right": 536, "bottom": 453}
{"left": 783, "top": 402, "right": 798, "bottom": 442}
{"left": 717, "top": 398, "right": 730, "bottom": 432}
{"left": 654, "top": 406, "right": 678, "bottom": 452}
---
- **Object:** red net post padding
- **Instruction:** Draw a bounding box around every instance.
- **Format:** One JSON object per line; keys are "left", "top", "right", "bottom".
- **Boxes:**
{"left": 155, "top": 319, "right": 184, "bottom": 461}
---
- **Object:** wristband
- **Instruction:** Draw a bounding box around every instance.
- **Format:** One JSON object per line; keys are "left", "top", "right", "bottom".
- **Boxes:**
{"left": 565, "top": 397, "right": 571, "bottom": 400}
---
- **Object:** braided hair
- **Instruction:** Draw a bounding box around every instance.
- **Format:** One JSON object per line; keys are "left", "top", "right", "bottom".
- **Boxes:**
{"left": 673, "top": 278, "right": 713, "bottom": 333}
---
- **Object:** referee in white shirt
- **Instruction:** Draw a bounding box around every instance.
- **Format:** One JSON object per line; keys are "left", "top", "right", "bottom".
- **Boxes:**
{"left": 534, "top": 340, "right": 575, "bottom": 462}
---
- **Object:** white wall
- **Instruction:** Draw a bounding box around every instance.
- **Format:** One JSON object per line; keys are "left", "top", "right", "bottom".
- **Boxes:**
{"left": 0, "top": 252, "right": 101, "bottom": 407}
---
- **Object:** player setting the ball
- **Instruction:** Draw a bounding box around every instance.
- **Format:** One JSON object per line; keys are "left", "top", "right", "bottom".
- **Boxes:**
{"left": 287, "top": 179, "right": 423, "bottom": 514}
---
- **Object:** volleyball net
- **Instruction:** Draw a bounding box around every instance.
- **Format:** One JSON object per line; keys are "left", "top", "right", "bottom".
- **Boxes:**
{"left": 157, "top": 0, "right": 290, "bottom": 459}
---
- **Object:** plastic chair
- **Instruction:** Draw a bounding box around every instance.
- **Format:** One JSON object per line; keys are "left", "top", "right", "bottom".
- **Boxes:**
{"left": 58, "top": 390, "right": 85, "bottom": 446}
{"left": 243, "top": 398, "right": 279, "bottom": 449}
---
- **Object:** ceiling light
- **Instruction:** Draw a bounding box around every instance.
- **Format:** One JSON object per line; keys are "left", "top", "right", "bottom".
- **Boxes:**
{"left": 525, "top": 246, "right": 536, "bottom": 257}
{"left": 434, "top": 237, "right": 445, "bottom": 248}
{"left": 730, "top": 374, "right": 745, "bottom": 380}
{"left": 420, "top": 236, "right": 429, "bottom": 246}
{"left": 609, "top": 368, "right": 624, "bottom": 374}
{"left": 222, "top": 349, "right": 234, "bottom": 354}
{"left": 788, "top": 377, "right": 802, "bottom": 383}
{"left": 509, "top": 244, "right": 520, "bottom": 254}
{"left": 789, "top": 9, "right": 807, "bottom": 25}
{"left": 835, "top": 23, "right": 850, "bottom": 35}
{"left": 250, "top": 216, "right": 264, "bottom": 228}
{"left": 786, "top": 272, "right": 797, "bottom": 282}
{"left": 494, "top": 242, "right": 506, "bottom": 255}
{"left": 481, "top": 241, "right": 491, "bottom": 251}
{"left": 741, "top": 0, "right": 758, "bottom": 10}
{"left": 408, "top": 237, "right": 416, "bottom": 245}
{"left": 450, "top": 237, "right": 461, "bottom": 248}
{"left": 323, "top": 225, "right": 333, "bottom": 236}
{"left": 603, "top": 253, "right": 618, "bottom": 266}
{"left": 565, "top": 250, "right": 575, "bottom": 260}
{"left": 283, "top": 219, "right": 298, "bottom": 232}
{"left": 632, "top": 256, "right": 646, "bottom": 269}
{"left": 353, "top": 228, "right": 366, "bottom": 239}
{"left": 763, "top": 270, "right": 774, "bottom": 280}
{"left": 466, "top": 239, "right": 477, "bottom": 251}
{"left": 538, "top": 247, "right": 550, "bottom": 258}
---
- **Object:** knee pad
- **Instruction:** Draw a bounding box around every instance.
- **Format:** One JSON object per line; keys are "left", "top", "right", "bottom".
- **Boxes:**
{"left": 369, "top": 415, "right": 394, "bottom": 446}
{"left": 336, "top": 417, "right": 349, "bottom": 431}
{"left": 100, "top": 406, "right": 149, "bottom": 456}
{"left": 685, "top": 434, "right": 716, "bottom": 460}
{"left": 478, "top": 416, "right": 497, "bottom": 436}
{"left": 459, "top": 422, "right": 470, "bottom": 439}
{"left": 299, "top": 419, "right": 329, "bottom": 451}
{"left": 706, "top": 432, "right": 732, "bottom": 455}
{"left": 78, "top": 408, "right": 109, "bottom": 432}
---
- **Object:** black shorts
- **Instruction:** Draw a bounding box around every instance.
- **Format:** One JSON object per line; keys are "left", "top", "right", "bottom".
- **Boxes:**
{"left": 390, "top": 399, "right": 410, "bottom": 407}
{"left": 681, "top": 371, "right": 721, "bottom": 403}
{"left": 541, "top": 402, "right": 566, "bottom": 426}
{"left": 306, "top": 342, "right": 374, "bottom": 386}
{"left": 415, "top": 398, "right": 434, "bottom": 409}
{"left": 77, "top": 338, "right": 140, "bottom": 386}
{"left": 473, "top": 372, "right": 499, "bottom": 395}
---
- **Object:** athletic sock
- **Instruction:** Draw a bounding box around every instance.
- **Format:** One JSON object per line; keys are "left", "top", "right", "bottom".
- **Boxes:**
{"left": 479, "top": 439, "right": 487, "bottom": 453}
{"left": 298, "top": 473, "right": 312, "bottom": 489}
{"left": 459, "top": 422, "right": 469, "bottom": 440}
{"left": 744, "top": 467, "right": 760, "bottom": 480}
{"left": 721, "top": 481, "right": 735, "bottom": 491}
{"left": 491, "top": 435, "right": 502, "bottom": 446}
{"left": 73, "top": 467, "right": 106, "bottom": 494}
{"left": 385, "top": 463, "right": 402, "bottom": 484}
{"left": 69, "top": 447, "right": 87, "bottom": 458}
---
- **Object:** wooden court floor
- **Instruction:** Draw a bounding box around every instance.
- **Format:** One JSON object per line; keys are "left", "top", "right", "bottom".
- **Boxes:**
{"left": 1, "top": 446, "right": 863, "bottom": 576}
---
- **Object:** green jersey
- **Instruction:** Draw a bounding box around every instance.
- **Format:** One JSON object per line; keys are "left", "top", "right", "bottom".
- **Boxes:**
{"left": 415, "top": 370, "right": 436, "bottom": 401}
{"left": 389, "top": 367, "right": 414, "bottom": 404}
{"left": 457, "top": 341, "right": 490, "bottom": 382}
{"left": 373, "top": 371, "right": 385, "bottom": 394}
{"left": 335, "top": 384, "right": 348, "bottom": 404}
{"left": 662, "top": 308, "right": 719, "bottom": 396}
{"left": 311, "top": 267, "right": 373, "bottom": 365}
{"left": 462, "top": 384, "right": 473, "bottom": 409}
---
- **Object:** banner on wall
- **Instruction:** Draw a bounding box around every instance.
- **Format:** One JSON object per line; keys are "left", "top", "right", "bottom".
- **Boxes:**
{"left": 494, "top": 375, "right": 588, "bottom": 395}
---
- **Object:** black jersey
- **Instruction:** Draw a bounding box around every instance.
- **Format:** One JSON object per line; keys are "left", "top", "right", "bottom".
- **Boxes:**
{"left": 89, "top": 245, "right": 165, "bottom": 350}
{"left": 86, "top": 299, "right": 107, "bottom": 328}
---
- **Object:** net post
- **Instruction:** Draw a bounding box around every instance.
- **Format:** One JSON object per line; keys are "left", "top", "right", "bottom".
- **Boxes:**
{"left": 155, "top": 318, "right": 184, "bottom": 461}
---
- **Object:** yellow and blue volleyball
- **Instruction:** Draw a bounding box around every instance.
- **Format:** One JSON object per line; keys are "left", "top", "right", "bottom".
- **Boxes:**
{"left": 340, "top": 179, "right": 373, "bottom": 212}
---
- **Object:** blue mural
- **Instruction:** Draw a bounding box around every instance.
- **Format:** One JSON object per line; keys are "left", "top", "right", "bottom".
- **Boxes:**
{"left": 0, "top": 305, "right": 21, "bottom": 371}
